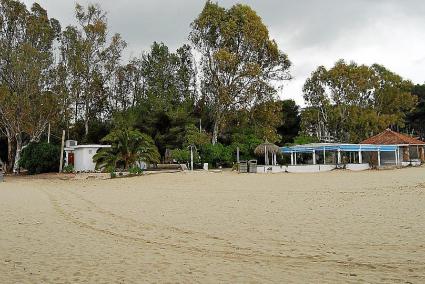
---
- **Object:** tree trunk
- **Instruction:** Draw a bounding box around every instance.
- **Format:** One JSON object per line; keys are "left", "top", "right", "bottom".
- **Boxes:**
{"left": 6, "top": 134, "right": 15, "bottom": 173}
{"left": 13, "top": 134, "right": 23, "bottom": 174}
{"left": 84, "top": 101, "right": 90, "bottom": 137}
{"left": 85, "top": 118, "right": 89, "bottom": 137}
{"left": 212, "top": 119, "right": 219, "bottom": 145}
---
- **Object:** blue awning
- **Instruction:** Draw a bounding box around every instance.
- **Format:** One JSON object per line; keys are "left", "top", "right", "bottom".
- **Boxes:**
{"left": 281, "top": 144, "right": 397, "bottom": 154}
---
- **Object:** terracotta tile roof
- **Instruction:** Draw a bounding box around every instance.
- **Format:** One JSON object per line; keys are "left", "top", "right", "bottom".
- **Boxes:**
{"left": 361, "top": 129, "right": 425, "bottom": 145}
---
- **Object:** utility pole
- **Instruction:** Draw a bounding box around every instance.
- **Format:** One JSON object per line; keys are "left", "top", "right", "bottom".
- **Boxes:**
{"left": 59, "top": 130, "right": 65, "bottom": 173}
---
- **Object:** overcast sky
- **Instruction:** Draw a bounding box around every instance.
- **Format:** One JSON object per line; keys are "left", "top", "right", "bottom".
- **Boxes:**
{"left": 23, "top": 0, "right": 425, "bottom": 105}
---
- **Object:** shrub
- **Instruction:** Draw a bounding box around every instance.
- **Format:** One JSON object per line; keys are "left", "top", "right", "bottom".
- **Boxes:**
{"left": 170, "top": 148, "right": 191, "bottom": 163}
{"left": 293, "top": 135, "right": 318, "bottom": 145}
{"left": 199, "top": 143, "right": 234, "bottom": 168}
{"left": 62, "top": 164, "right": 74, "bottom": 173}
{"left": 19, "top": 142, "right": 60, "bottom": 174}
{"left": 129, "top": 166, "right": 144, "bottom": 175}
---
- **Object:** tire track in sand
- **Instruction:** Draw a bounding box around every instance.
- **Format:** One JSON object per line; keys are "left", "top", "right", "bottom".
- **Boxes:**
{"left": 41, "top": 187, "right": 324, "bottom": 264}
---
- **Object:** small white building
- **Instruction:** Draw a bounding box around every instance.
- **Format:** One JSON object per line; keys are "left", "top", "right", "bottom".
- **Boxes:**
{"left": 64, "top": 140, "right": 111, "bottom": 172}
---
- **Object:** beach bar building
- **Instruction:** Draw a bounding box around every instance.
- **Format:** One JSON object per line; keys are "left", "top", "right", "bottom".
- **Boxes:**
{"left": 280, "top": 143, "right": 398, "bottom": 173}
{"left": 275, "top": 129, "right": 424, "bottom": 173}
{"left": 361, "top": 129, "right": 425, "bottom": 167}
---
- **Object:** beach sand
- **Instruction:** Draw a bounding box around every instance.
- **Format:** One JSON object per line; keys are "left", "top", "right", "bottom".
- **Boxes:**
{"left": 1, "top": 167, "right": 425, "bottom": 283}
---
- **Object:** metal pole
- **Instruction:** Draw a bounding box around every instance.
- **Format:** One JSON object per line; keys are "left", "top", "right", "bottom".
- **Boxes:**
{"left": 323, "top": 147, "right": 326, "bottom": 165}
{"left": 312, "top": 150, "right": 316, "bottom": 165}
{"left": 47, "top": 123, "right": 51, "bottom": 144}
{"left": 378, "top": 149, "right": 381, "bottom": 168}
{"left": 59, "top": 130, "right": 65, "bottom": 173}
{"left": 190, "top": 146, "right": 194, "bottom": 171}
{"left": 237, "top": 147, "right": 240, "bottom": 164}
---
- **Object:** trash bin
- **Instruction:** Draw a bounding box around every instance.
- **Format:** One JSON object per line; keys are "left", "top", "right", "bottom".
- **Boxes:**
{"left": 248, "top": 160, "right": 258, "bottom": 173}
{"left": 239, "top": 161, "right": 248, "bottom": 173}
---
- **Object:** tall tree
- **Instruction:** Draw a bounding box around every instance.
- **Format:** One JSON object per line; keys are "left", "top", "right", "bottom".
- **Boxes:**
{"left": 302, "top": 60, "right": 417, "bottom": 143}
{"left": 405, "top": 84, "right": 425, "bottom": 139}
{"left": 277, "top": 99, "right": 301, "bottom": 145}
{"left": 0, "top": 1, "right": 61, "bottom": 172}
{"left": 60, "top": 3, "right": 126, "bottom": 137}
{"left": 127, "top": 42, "right": 198, "bottom": 156}
{"left": 190, "top": 1, "right": 291, "bottom": 144}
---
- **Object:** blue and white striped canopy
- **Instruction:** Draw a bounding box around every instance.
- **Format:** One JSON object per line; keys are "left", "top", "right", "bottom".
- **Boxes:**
{"left": 281, "top": 144, "right": 397, "bottom": 154}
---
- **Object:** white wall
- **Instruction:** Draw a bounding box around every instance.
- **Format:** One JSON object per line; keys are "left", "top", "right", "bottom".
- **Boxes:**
{"left": 287, "top": 165, "right": 336, "bottom": 173}
{"left": 74, "top": 147, "right": 102, "bottom": 172}
{"left": 256, "top": 163, "right": 373, "bottom": 173}
{"left": 345, "top": 163, "right": 370, "bottom": 171}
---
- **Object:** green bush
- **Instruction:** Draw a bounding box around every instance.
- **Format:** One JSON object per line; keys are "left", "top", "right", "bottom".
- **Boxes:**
{"left": 19, "top": 142, "right": 60, "bottom": 174}
{"left": 170, "top": 148, "right": 191, "bottom": 163}
{"left": 129, "top": 166, "right": 144, "bottom": 175}
{"left": 199, "top": 143, "right": 234, "bottom": 168}
{"left": 62, "top": 164, "right": 74, "bottom": 173}
{"left": 293, "top": 135, "right": 318, "bottom": 145}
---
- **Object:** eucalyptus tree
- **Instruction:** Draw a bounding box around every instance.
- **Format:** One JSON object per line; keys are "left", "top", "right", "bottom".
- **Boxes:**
{"left": 190, "top": 1, "right": 291, "bottom": 144}
{"left": 60, "top": 3, "right": 126, "bottom": 137}
{"left": 139, "top": 42, "right": 197, "bottom": 112}
{"left": 0, "top": 0, "right": 61, "bottom": 172}
{"left": 406, "top": 84, "right": 425, "bottom": 139}
{"left": 302, "top": 60, "right": 417, "bottom": 143}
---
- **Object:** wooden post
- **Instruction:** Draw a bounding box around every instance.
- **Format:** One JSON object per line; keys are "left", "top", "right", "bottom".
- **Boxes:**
{"left": 378, "top": 149, "right": 381, "bottom": 167}
{"left": 236, "top": 147, "right": 240, "bottom": 164}
{"left": 59, "top": 130, "right": 65, "bottom": 173}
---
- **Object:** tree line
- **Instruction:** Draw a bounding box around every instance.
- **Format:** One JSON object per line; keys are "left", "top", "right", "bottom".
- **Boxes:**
{"left": 0, "top": 0, "right": 423, "bottom": 173}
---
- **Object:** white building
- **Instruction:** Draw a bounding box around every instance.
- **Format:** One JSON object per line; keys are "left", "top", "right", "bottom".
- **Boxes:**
{"left": 64, "top": 140, "right": 111, "bottom": 172}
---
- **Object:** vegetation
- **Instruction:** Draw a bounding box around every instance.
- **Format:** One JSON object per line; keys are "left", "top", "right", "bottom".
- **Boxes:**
{"left": 62, "top": 164, "right": 74, "bottom": 173}
{"left": 190, "top": 1, "right": 291, "bottom": 144}
{"left": 302, "top": 60, "right": 417, "bottom": 143}
{"left": 93, "top": 127, "right": 160, "bottom": 172}
{"left": 0, "top": 1, "right": 423, "bottom": 173}
{"left": 406, "top": 84, "right": 425, "bottom": 139}
{"left": 19, "top": 142, "right": 60, "bottom": 174}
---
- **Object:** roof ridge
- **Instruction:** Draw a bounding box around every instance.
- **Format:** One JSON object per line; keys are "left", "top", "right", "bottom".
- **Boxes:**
{"left": 361, "top": 129, "right": 425, "bottom": 145}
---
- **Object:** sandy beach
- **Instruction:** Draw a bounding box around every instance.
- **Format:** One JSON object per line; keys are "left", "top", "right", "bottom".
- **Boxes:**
{"left": 1, "top": 168, "right": 425, "bottom": 283}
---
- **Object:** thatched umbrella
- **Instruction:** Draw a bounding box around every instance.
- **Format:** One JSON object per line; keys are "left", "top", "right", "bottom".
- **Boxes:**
{"left": 254, "top": 141, "right": 280, "bottom": 165}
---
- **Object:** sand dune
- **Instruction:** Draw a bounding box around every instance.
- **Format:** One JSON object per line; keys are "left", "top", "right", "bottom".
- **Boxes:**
{"left": 1, "top": 168, "right": 425, "bottom": 283}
